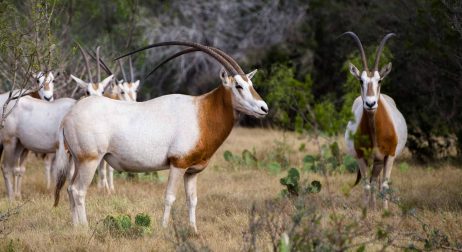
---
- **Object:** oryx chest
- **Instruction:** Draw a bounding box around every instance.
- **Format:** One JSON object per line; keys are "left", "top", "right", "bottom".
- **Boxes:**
{"left": 353, "top": 98, "right": 398, "bottom": 159}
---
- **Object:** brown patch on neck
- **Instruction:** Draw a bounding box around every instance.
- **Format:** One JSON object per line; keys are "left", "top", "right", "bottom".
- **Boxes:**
{"left": 169, "top": 85, "right": 235, "bottom": 169}
{"left": 354, "top": 97, "right": 398, "bottom": 159}
{"left": 30, "top": 91, "right": 41, "bottom": 99}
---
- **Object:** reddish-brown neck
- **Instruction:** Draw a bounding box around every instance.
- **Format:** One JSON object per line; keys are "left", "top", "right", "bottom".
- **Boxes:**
{"left": 354, "top": 97, "right": 398, "bottom": 159}
{"left": 169, "top": 85, "right": 235, "bottom": 169}
{"left": 30, "top": 91, "right": 41, "bottom": 99}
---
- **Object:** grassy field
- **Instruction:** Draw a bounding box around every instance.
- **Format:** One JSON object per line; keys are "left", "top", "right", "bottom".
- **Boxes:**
{"left": 0, "top": 128, "right": 460, "bottom": 251}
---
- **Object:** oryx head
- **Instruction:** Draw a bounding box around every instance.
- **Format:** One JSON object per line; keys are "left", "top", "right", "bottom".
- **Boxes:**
{"left": 33, "top": 71, "right": 55, "bottom": 101}
{"left": 116, "top": 57, "right": 139, "bottom": 102}
{"left": 219, "top": 68, "right": 268, "bottom": 118}
{"left": 344, "top": 32, "right": 395, "bottom": 113}
{"left": 116, "top": 41, "right": 268, "bottom": 118}
{"left": 71, "top": 44, "right": 114, "bottom": 97}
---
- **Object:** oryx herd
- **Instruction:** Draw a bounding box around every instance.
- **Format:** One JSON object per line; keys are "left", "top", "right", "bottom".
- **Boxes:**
{"left": 0, "top": 32, "right": 407, "bottom": 232}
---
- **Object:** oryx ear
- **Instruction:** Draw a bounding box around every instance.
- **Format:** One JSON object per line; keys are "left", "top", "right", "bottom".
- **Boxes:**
{"left": 70, "top": 75, "right": 88, "bottom": 89}
{"left": 133, "top": 80, "right": 140, "bottom": 89}
{"left": 379, "top": 62, "right": 392, "bottom": 80}
{"left": 219, "top": 68, "right": 231, "bottom": 86}
{"left": 101, "top": 75, "right": 114, "bottom": 89}
{"left": 246, "top": 69, "right": 258, "bottom": 80}
{"left": 349, "top": 63, "right": 361, "bottom": 80}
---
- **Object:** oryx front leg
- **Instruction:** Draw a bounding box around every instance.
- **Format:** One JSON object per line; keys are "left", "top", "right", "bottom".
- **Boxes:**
{"left": 69, "top": 158, "right": 100, "bottom": 226}
{"left": 107, "top": 164, "right": 114, "bottom": 192}
{"left": 382, "top": 156, "right": 395, "bottom": 210}
{"left": 162, "top": 166, "right": 186, "bottom": 228}
{"left": 184, "top": 171, "right": 198, "bottom": 233}
{"left": 357, "top": 158, "right": 370, "bottom": 208}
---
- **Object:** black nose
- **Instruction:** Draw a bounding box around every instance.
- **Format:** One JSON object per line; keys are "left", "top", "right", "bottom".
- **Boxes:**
{"left": 365, "top": 101, "right": 376, "bottom": 108}
{"left": 260, "top": 106, "right": 268, "bottom": 113}
{"left": 44, "top": 96, "right": 52, "bottom": 101}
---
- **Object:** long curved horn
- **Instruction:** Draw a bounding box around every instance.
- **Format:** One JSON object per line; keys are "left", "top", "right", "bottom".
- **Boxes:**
{"left": 77, "top": 43, "right": 93, "bottom": 82}
{"left": 145, "top": 48, "right": 199, "bottom": 80}
{"left": 129, "top": 56, "right": 134, "bottom": 82}
{"left": 114, "top": 41, "right": 238, "bottom": 75}
{"left": 118, "top": 59, "right": 127, "bottom": 81}
{"left": 88, "top": 48, "right": 112, "bottom": 75}
{"left": 341, "top": 31, "right": 369, "bottom": 71}
{"left": 373, "top": 33, "right": 396, "bottom": 71}
{"left": 96, "top": 46, "right": 101, "bottom": 82}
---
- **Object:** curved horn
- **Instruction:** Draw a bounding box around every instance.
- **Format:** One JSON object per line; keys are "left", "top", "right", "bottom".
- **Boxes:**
{"left": 129, "top": 56, "right": 134, "bottom": 82}
{"left": 341, "top": 31, "right": 369, "bottom": 71}
{"left": 96, "top": 46, "right": 101, "bottom": 82}
{"left": 77, "top": 43, "right": 93, "bottom": 82}
{"left": 373, "top": 33, "right": 396, "bottom": 71}
{"left": 145, "top": 48, "right": 199, "bottom": 80}
{"left": 114, "top": 41, "right": 238, "bottom": 75}
{"left": 118, "top": 59, "right": 127, "bottom": 81}
{"left": 88, "top": 48, "right": 112, "bottom": 76}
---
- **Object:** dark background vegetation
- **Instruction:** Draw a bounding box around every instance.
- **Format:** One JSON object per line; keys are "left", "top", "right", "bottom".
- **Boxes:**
{"left": 0, "top": 0, "right": 461, "bottom": 161}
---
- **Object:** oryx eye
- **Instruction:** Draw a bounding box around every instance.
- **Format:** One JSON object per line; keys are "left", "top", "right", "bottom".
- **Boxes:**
{"left": 121, "top": 91, "right": 125, "bottom": 95}
{"left": 378, "top": 79, "right": 382, "bottom": 84}
{"left": 36, "top": 80, "right": 40, "bottom": 84}
{"left": 236, "top": 85, "right": 243, "bottom": 90}
{"left": 86, "top": 91, "right": 90, "bottom": 96}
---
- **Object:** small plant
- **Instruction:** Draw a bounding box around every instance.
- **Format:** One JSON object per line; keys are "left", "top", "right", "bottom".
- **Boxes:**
{"left": 223, "top": 148, "right": 258, "bottom": 170}
{"left": 96, "top": 213, "right": 152, "bottom": 239}
{"left": 280, "top": 168, "right": 321, "bottom": 197}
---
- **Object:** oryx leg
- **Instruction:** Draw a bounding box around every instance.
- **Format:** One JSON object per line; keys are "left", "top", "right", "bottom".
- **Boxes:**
{"left": 97, "top": 160, "right": 109, "bottom": 192}
{"left": 44, "top": 153, "right": 54, "bottom": 189}
{"left": 107, "top": 164, "right": 114, "bottom": 192}
{"left": 357, "top": 158, "right": 370, "bottom": 207}
{"left": 14, "top": 148, "right": 28, "bottom": 199}
{"left": 381, "top": 156, "right": 395, "bottom": 210}
{"left": 0, "top": 143, "right": 15, "bottom": 200}
{"left": 184, "top": 171, "right": 198, "bottom": 233}
{"left": 69, "top": 157, "right": 100, "bottom": 225}
{"left": 162, "top": 166, "right": 186, "bottom": 228}
{"left": 370, "top": 159, "right": 384, "bottom": 210}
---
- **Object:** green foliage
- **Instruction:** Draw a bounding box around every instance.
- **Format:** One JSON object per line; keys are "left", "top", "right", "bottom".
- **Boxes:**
{"left": 280, "top": 168, "right": 321, "bottom": 197}
{"left": 99, "top": 213, "right": 152, "bottom": 239}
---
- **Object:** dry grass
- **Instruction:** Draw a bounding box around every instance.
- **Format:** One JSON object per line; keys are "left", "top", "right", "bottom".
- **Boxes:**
{"left": 0, "top": 127, "right": 460, "bottom": 251}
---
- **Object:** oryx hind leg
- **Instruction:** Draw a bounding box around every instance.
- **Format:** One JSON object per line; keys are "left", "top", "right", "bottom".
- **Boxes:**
{"left": 97, "top": 160, "right": 109, "bottom": 192}
{"left": 14, "top": 148, "right": 28, "bottom": 199}
{"left": 107, "top": 163, "right": 114, "bottom": 192}
{"left": 0, "top": 142, "right": 15, "bottom": 200}
{"left": 69, "top": 156, "right": 101, "bottom": 226}
{"left": 44, "top": 153, "right": 54, "bottom": 189}
{"left": 162, "top": 166, "right": 186, "bottom": 228}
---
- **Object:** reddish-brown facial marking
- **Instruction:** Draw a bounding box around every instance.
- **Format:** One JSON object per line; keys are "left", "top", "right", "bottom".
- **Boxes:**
{"left": 30, "top": 91, "right": 41, "bottom": 99}
{"left": 249, "top": 86, "right": 263, "bottom": 100}
{"left": 169, "top": 85, "right": 235, "bottom": 170}
{"left": 92, "top": 84, "right": 98, "bottom": 91}
{"left": 366, "top": 82, "right": 374, "bottom": 96}
{"left": 104, "top": 93, "right": 119, "bottom": 100}
{"left": 44, "top": 83, "right": 51, "bottom": 91}
{"left": 354, "top": 98, "right": 398, "bottom": 158}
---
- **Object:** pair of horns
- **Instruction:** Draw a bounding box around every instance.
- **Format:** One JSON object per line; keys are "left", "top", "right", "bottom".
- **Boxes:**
{"left": 342, "top": 32, "right": 395, "bottom": 71}
{"left": 77, "top": 43, "right": 107, "bottom": 82}
{"left": 115, "top": 41, "right": 246, "bottom": 81}
{"left": 118, "top": 56, "right": 135, "bottom": 82}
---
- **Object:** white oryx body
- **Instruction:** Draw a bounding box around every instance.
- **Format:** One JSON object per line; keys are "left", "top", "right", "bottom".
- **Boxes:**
{"left": 53, "top": 41, "right": 268, "bottom": 233}
{"left": 0, "top": 97, "right": 75, "bottom": 200}
{"left": 342, "top": 32, "right": 407, "bottom": 209}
